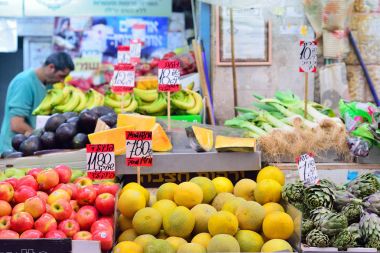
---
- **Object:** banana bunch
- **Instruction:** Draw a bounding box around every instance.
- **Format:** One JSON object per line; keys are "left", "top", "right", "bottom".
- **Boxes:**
{"left": 171, "top": 89, "right": 203, "bottom": 115}
{"left": 33, "top": 85, "right": 104, "bottom": 115}
{"left": 104, "top": 91, "right": 138, "bottom": 114}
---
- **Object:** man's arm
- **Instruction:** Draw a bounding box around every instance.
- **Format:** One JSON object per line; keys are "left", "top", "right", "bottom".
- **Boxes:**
{"left": 10, "top": 116, "right": 33, "bottom": 136}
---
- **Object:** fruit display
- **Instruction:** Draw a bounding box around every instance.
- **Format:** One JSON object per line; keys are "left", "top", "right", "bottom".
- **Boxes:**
{"left": 114, "top": 166, "right": 297, "bottom": 252}
{"left": 283, "top": 173, "right": 380, "bottom": 250}
{"left": 0, "top": 165, "right": 119, "bottom": 251}
{"left": 224, "top": 91, "right": 349, "bottom": 160}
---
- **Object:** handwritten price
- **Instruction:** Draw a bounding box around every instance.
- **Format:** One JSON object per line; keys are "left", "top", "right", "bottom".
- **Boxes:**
{"left": 299, "top": 41, "right": 318, "bottom": 73}
{"left": 126, "top": 131, "right": 153, "bottom": 167}
{"left": 111, "top": 64, "right": 135, "bottom": 92}
{"left": 297, "top": 153, "right": 319, "bottom": 185}
{"left": 158, "top": 60, "right": 181, "bottom": 92}
{"left": 86, "top": 144, "right": 115, "bottom": 180}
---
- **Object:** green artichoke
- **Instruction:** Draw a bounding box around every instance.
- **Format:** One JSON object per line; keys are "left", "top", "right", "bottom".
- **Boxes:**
{"left": 320, "top": 178, "right": 344, "bottom": 191}
{"left": 302, "top": 219, "right": 315, "bottom": 241}
{"left": 309, "top": 207, "right": 332, "bottom": 226}
{"left": 332, "top": 229, "right": 358, "bottom": 250}
{"left": 347, "top": 223, "right": 364, "bottom": 246}
{"left": 282, "top": 181, "right": 305, "bottom": 204}
{"left": 366, "top": 234, "right": 380, "bottom": 250}
{"left": 364, "top": 192, "right": 380, "bottom": 215}
{"left": 292, "top": 202, "right": 310, "bottom": 218}
{"left": 306, "top": 229, "right": 330, "bottom": 247}
{"left": 359, "top": 212, "right": 380, "bottom": 242}
{"left": 304, "top": 185, "right": 335, "bottom": 210}
{"left": 342, "top": 203, "right": 364, "bottom": 224}
{"left": 317, "top": 212, "right": 348, "bottom": 237}
{"left": 347, "top": 174, "right": 380, "bottom": 198}
{"left": 334, "top": 190, "right": 362, "bottom": 211}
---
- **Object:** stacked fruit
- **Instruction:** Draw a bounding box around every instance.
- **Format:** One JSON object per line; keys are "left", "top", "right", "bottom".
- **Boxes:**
{"left": 283, "top": 173, "right": 380, "bottom": 250}
{"left": 0, "top": 165, "right": 119, "bottom": 251}
{"left": 114, "top": 166, "right": 295, "bottom": 253}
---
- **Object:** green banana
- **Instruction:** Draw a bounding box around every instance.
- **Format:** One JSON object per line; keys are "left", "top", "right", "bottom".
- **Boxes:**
{"left": 105, "top": 91, "right": 131, "bottom": 101}
{"left": 33, "top": 93, "right": 53, "bottom": 115}
{"left": 114, "top": 98, "right": 138, "bottom": 113}
{"left": 73, "top": 89, "right": 87, "bottom": 112}
{"left": 186, "top": 90, "right": 203, "bottom": 115}
{"left": 53, "top": 90, "right": 81, "bottom": 113}
{"left": 138, "top": 93, "right": 167, "bottom": 114}
{"left": 171, "top": 90, "right": 195, "bottom": 110}
{"left": 133, "top": 88, "right": 158, "bottom": 102}
{"left": 105, "top": 94, "right": 132, "bottom": 108}
{"left": 49, "top": 89, "right": 65, "bottom": 106}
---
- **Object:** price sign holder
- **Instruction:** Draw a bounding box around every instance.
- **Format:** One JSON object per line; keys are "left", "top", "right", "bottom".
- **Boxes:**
{"left": 117, "top": 45, "right": 130, "bottom": 64}
{"left": 296, "top": 153, "right": 319, "bottom": 186}
{"left": 299, "top": 40, "right": 317, "bottom": 118}
{"left": 0, "top": 239, "right": 71, "bottom": 253}
{"left": 111, "top": 63, "right": 135, "bottom": 113}
{"left": 130, "top": 39, "right": 143, "bottom": 65}
{"left": 158, "top": 60, "right": 181, "bottom": 131}
{"left": 86, "top": 144, "right": 116, "bottom": 180}
{"left": 126, "top": 131, "right": 153, "bottom": 184}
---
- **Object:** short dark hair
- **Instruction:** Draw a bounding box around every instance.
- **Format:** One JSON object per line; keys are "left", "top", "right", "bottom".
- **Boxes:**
{"left": 44, "top": 52, "right": 75, "bottom": 71}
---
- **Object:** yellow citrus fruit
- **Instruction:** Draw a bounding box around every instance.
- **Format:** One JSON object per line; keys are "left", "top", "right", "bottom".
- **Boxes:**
{"left": 222, "top": 197, "right": 246, "bottom": 214}
{"left": 173, "top": 182, "right": 203, "bottom": 209}
{"left": 144, "top": 239, "right": 175, "bottom": 253}
{"left": 254, "top": 179, "right": 282, "bottom": 204}
{"left": 235, "top": 230, "right": 264, "bottom": 252}
{"left": 118, "top": 214, "right": 133, "bottom": 232}
{"left": 134, "top": 234, "right": 156, "bottom": 248}
{"left": 191, "top": 204, "right": 217, "bottom": 233}
{"left": 113, "top": 241, "right": 143, "bottom": 253}
{"left": 212, "top": 177, "right": 234, "bottom": 193}
{"left": 178, "top": 243, "right": 206, "bottom": 253}
{"left": 191, "top": 233, "right": 212, "bottom": 248}
{"left": 207, "top": 234, "right": 240, "bottom": 253}
{"left": 152, "top": 199, "right": 177, "bottom": 217}
{"left": 257, "top": 166, "right": 285, "bottom": 186}
{"left": 163, "top": 206, "right": 195, "bottom": 238}
{"left": 263, "top": 202, "right": 285, "bottom": 216}
{"left": 118, "top": 189, "right": 146, "bottom": 218}
{"left": 118, "top": 228, "right": 138, "bottom": 242}
{"left": 166, "top": 237, "right": 187, "bottom": 251}
{"left": 212, "top": 192, "right": 235, "bottom": 211}
{"left": 121, "top": 182, "right": 150, "bottom": 204}
{"left": 233, "top": 179, "right": 256, "bottom": 201}
{"left": 261, "top": 239, "right": 293, "bottom": 252}
{"left": 156, "top": 183, "right": 179, "bottom": 201}
{"left": 190, "top": 177, "right": 217, "bottom": 204}
{"left": 262, "top": 211, "right": 294, "bottom": 240}
{"left": 132, "top": 207, "right": 162, "bottom": 235}
{"left": 208, "top": 211, "right": 239, "bottom": 236}
{"left": 235, "top": 201, "right": 265, "bottom": 231}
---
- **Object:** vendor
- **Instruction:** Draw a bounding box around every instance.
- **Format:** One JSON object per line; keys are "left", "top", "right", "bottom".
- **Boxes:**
{"left": 0, "top": 52, "right": 74, "bottom": 153}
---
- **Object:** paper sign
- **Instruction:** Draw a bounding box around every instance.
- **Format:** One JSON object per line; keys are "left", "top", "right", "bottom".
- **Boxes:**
{"left": 111, "top": 64, "right": 135, "bottom": 93}
{"left": 296, "top": 153, "right": 319, "bottom": 185}
{"left": 117, "top": 46, "right": 130, "bottom": 64}
{"left": 86, "top": 144, "right": 116, "bottom": 180}
{"left": 158, "top": 60, "right": 181, "bottom": 92}
{"left": 0, "top": 239, "right": 71, "bottom": 253}
{"left": 132, "top": 23, "right": 147, "bottom": 42}
{"left": 299, "top": 40, "right": 318, "bottom": 73}
{"left": 126, "top": 131, "right": 153, "bottom": 167}
{"left": 130, "top": 40, "right": 142, "bottom": 65}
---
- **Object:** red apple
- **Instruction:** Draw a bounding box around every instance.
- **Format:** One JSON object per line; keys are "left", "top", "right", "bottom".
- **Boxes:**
{"left": 48, "top": 199, "right": 72, "bottom": 221}
{"left": 0, "top": 200, "right": 12, "bottom": 216}
{"left": 0, "top": 216, "right": 11, "bottom": 230}
{"left": 98, "top": 217, "right": 114, "bottom": 227}
{"left": 37, "top": 169, "right": 59, "bottom": 191}
{"left": 74, "top": 177, "right": 93, "bottom": 188}
{"left": 58, "top": 219, "right": 80, "bottom": 237}
{"left": 37, "top": 191, "right": 48, "bottom": 203}
{"left": 47, "top": 189, "right": 71, "bottom": 205}
{"left": 27, "top": 168, "right": 43, "bottom": 179}
{"left": 73, "top": 231, "right": 92, "bottom": 240}
{"left": 95, "top": 193, "right": 115, "bottom": 216}
{"left": 77, "top": 186, "right": 97, "bottom": 206}
{"left": 90, "top": 220, "right": 113, "bottom": 234}
{"left": 70, "top": 200, "right": 80, "bottom": 212}
{"left": 98, "top": 182, "right": 119, "bottom": 196}
{"left": 93, "top": 230, "right": 113, "bottom": 251}
{"left": 10, "top": 212, "right": 34, "bottom": 233}
{"left": 12, "top": 203, "right": 25, "bottom": 214}
{"left": 54, "top": 165, "right": 72, "bottom": 184}
{"left": 69, "top": 211, "right": 77, "bottom": 220}
{"left": 45, "top": 230, "right": 67, "bottom": 239}
{"left": 14, "top": 186, "right": 37, "bottom": 203}
{"left": 0, "top": 182, "right": 14, "bottom": 202}
{"left": 53, "top": 183, "right": 73, "bottom": 197}
{"left": 20, "top": 229, "right": 43, "bottom": 239}
{"left": 0, "top": 229, "right": 19, "bottom": 239}
{"left": 67, "top": 183, "right": 78, "bottom": 199}
{"left": 24, "top": 196, "right": 46, "bottom": 219}
{"left": 75, "top": 206, "right": 98, "bottom": 231}
{"left": 17, "top": 175, "right": 38, "bottom": 190}
{"left": 34, "top": 213, "right": 57, "bottom": 234}
{"left": 4, "top": 178, "right": 18, "bottom": 189}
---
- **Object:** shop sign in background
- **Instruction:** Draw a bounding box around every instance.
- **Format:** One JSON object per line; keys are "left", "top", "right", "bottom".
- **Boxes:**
{"left": 0, "top": 0, "right": 23, "bottom": 17}
{"left": 25, "top": 0, "right": 172, "bottom": 17}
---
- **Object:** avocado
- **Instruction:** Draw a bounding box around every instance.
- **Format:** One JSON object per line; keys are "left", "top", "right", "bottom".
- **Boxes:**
{"left": 55, "top": 123, "right": 77, "bottom": 143}
{"left": 78, "top": 109, "right": 99, "bottom": 134}
{"left": 32, "top": 128, "right": 44, "bottom": 138}
{"left": 67, "top": 116, "right": 79, "bottom": 127}
{"left": 71, "top": 133, "right": 89, "bottom": 149}
{"left": 19, "top": 136, "right": 42, "bottom": 156}
{"left": 91, "top": 106, "right": 115, "bottom": 117}
{"left": 62, "top": 112, "right": 78, "bottom": 120}
{"left": 11, "top": 134, "right": 27, "bottom": 151}
{"left": 45, "top": 114, "right": 66, "bottom": 132}
{"left": 99, "top": 114, "right": 117, "bottom": 128}
{"left": 40, "top": 131, "right": 56, "bottom": 150}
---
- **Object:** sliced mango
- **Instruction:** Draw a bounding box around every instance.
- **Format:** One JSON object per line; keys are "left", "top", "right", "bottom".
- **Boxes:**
{"left": 117, "top": 114, "right": 156, "bottom": 131}
{"left": 152, "top": 123, "right": 172, "bottom": 152}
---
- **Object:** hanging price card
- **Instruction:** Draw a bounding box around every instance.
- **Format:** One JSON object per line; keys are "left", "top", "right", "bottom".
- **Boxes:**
{"left": 299, "top": 40, "right": 318, "bottom": 73}
{"left": 111, "top": 64, "right": 135, "bottom": 93}
{"left": 296, "top": 153, "right": 319, "bottom": 185}
{"left": 117, "top": 46, "right": 130, "bottom": 64}
{"left": 158, "top": 60, "right": 181, "bottom": 92}
{"left": 132, "top": 23, "right": 147, "bottom": 42}
{"left": 126, "top": 131, "right": 153, "bottom": 167}
{"left": 130, "top": 39, "right": 142, "bottom": 65}
{"left": 86, "top": 144, "right": 115, "bottom": 180}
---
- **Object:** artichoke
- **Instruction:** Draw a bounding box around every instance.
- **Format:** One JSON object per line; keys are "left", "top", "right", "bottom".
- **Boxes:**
{"left": 359, "top": 212, "right": 380, "bottom": 242}
{"left": 342, "top": 203, "right": 364, "bottom": 224}
{"left": 332, "top": 229, "right": 358, "bottom": 250}
{"left": 292, "top": 202, "right": 310, "bottom": 218}
{"left": 347, "top": 223, "right": 364, "bottom": 246}
{"left": 309, "top": 207, "right": 332, "bottom": 226}
{"left": 304, "top": 185, "right": 335, "bottom": 210}
{"left": 363, "top": 192, "right": 380, "bottom": 215}
{"left": 317, "top": 212, "right": 348, "bottom": 236}
{"left": 282, "top": 181, "right": 305, "bottom": 204}
{"left": 334, "top": 190, "right": 362, "bottom": 211}
{"left": 347, "top": 173, "right": 380, "bottom": 198}
{"left": 302, "top": 219, "right": 315, "bottom": 241}
{"left": 320, "top": 178, "right": 344, "bottom": 191}
{"left": 306, "top": 229, "right": 330, "bottom": 247}
{"left": 366, "top": 234, "right": 380, "bottom": 250}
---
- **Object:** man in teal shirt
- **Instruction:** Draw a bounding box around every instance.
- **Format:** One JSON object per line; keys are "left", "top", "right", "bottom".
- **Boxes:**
{"left": 0, "top": 52, "right": 74, "bottom": 153}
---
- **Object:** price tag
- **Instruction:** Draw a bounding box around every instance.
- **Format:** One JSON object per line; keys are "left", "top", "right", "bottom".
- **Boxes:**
{"left": 132, "top": 23, "right": 146, "bottom": 42}
{"left": 126, "top": 131, "right": 153, "bottom": 167}
{"left": 130, "top": 39, "right": 142, "bottom": 65}
{"left": 158, "top": 60, "right": 181, "bottom": 92}
{"left": 111, "top": 64, "right": 135, "bottom": 93}
{"left": 296, "top": 153, "right": 319, "bottom": 185}
{"left": 0, "top": 239, "right": 71, "bottom": 253}
{"left": 299, "top": 40, "right": 318, "bottom": 73}
{"left": 117, "top": 46, "right": 130, "bottom": 64}
{"left": 86, "top": 144, "right": 115, "bottom": 180}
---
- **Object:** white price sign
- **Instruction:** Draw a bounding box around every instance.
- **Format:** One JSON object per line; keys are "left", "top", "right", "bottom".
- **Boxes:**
{"left": 86, "top": 144, "right": 115, "bottom": 180}
{"left": 117, "top": 46, "right": 130, "bottom": 64}
{"left": 297, "top": 153, "right": 319, "bottom": 185}
{"left": 130, "top": 40, "right": 142, "bottom": 65}
{"left": 126, "top": 131, "right": 153, "bottom": 167}
{"left": 111, "top": 64, "right": 135, "bottom": 93}
{"left": 299, "top": 40, "right": 318, "bottom": 73}
{"left": 158, "top": 60, "right": 181, "bottom": 92}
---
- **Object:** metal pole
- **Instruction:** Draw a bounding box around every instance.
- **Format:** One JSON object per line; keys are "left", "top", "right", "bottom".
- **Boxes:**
{"left": 229, "top": 8, "right": 238, "bottom": 115}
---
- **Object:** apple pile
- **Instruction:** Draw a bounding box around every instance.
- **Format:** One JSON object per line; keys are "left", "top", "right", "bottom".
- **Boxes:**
{"left": 0, "top": 165, "right": 119, "bottom": 251}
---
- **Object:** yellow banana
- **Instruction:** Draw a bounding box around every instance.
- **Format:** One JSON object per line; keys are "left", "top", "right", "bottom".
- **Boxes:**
{"left": 32, "top": 93, "right": 53, "bottom": 115}
{"left": 186, "top": 90, "right": 203, "bottom": 115}
{"left": 105, "top": 94, "right": 132, "bottom": 108}
{"left": 114, "top": 98, "right": 138, "bottom": 113}
{"left": 171, "top": 90, "right": 195, "bottom": 110}
{"left": 133, "top": 88, "right": 158, "bottom": 102}
{"left": 73, "top": 89, "right": 87, "bottom": 112}
{"left": 138, "top": 93, "right": 167, "bottom": 114}
{"left": 53, "top": 90, "right": 81, "bottom": 113}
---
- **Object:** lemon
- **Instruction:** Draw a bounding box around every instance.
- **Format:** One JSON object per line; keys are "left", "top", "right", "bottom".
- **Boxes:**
{"left": 173, "top": 182, "right": 203, "bottom": 208}
{"left": 121, "top": 182, "right": 150, "bottom": 204}
{"left": 191, "top": 204, "right": 217, "bottom": 233}
{"left": 152, "top": 199, "right": 177, "bottom": 217}
{"left": 118, "top": 189, "right": 146, "bottom": 218}
{"left": 262, "top": 211, "right": 294, "bottom": 240}
{"left": 166, "top": 237, "right": 187, "bottom": 251}
{"left": 118, "top": 228, "right": 138, "bottom": 242}
{"left": 134, "top": 234, "right": 156, "bottom": 248}
{"left": 190, "top": 177, "right": 217, "bottom": 203}
{"left": 222, "top": 197, "right": 246, "bottom": 214}
{"left": 113, "top": 241, "right": 143, "bottom": 253}
{"left": 156, "top": 183, "right": 179, "bottom": 201}
{"left": 254, "top": 179, "right": 282, "bottom": 204}
{"left": 212, "top": 177, "right": 234, "bottom": 193}
{"left": 261, "top": 239, "right": 293, "bottom": 252}
{"left": 233, "top": 179, "right": 256, "bottom": 200}
{"left": 132, "top": 207, "right": 162, "bottom": 235}
{"left": 191, "top": 233, "right": 212, "bottom": 248}
{"left": 235, "top": 230, "right": 264, "bottom": 252}
{"left": 263, "top": 202, "right": 285, "bottom": 216}
{"left": 257, "top": 166, "right": 285, "bottom": 186}
{"left": 208, "top": 211, "right": 239, "bottom": 236}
